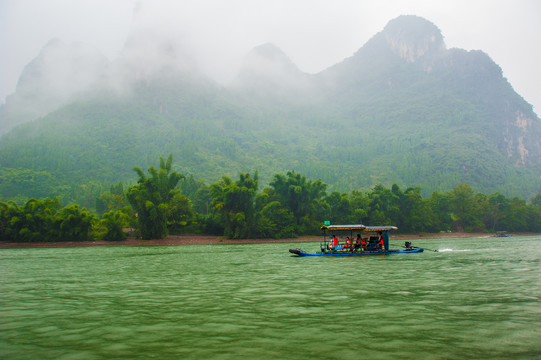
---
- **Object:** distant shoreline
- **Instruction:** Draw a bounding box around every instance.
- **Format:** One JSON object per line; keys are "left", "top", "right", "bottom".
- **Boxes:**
{"left": 1, "top": 232, "right": 538, "bottom": 249}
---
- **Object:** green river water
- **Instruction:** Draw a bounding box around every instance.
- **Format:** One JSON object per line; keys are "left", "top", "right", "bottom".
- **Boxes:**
{"left": 1, "top": 236, "right": 540, "bottom": 359}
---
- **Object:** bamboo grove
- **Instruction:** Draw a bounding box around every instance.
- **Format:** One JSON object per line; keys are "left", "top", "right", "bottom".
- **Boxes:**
{"left": 1, "top": 155, "right": 540, "bottom": 242}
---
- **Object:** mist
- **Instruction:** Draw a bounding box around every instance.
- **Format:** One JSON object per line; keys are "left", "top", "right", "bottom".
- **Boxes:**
{"left": 1, "top": 0, "right": 540, "bottom": 113}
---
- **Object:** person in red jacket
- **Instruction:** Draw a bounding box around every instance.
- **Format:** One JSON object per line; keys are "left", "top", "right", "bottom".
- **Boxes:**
{"left": 378, "top": 231, "right": 384, "bottom": 250}
{"left": 345, "top": 236, "right": 352, "bottom": 250}
{"left": 361, "top": 236, "right": 368, "bottom": 248}
{"left": 354, "top": 234, "right": 362, "bottom": 250}
{"left": 328, "top": 235, "right": 339, "bottom": 250}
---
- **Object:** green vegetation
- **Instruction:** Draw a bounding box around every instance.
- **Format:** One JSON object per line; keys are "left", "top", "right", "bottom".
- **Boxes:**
{"left": 1, "top": 17, "right": 540, "bottom": 205}
{"left": 126, "top": 154, "right": 186, "bottom": 239}
{"left": 209, "top": 172, "right": 259, "bottom": 239}
{"left": 100, "top": 209, "right": 129, "bottom": 241}
{"left": 1, "top": 155, "right": 539, "bottom": 242}
{"left": 1, "top": 80, "right": 539, "bottom": 208}
{"left": 0, "top": 197, "right": 95, "bottom": 242}
{"left": 1, "top": 16, "right": 540, "bottom": 224}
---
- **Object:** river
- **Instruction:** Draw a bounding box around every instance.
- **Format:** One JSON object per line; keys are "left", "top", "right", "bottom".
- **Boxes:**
{"left": 1, "top": 236, "right": 540, "bottom": 359}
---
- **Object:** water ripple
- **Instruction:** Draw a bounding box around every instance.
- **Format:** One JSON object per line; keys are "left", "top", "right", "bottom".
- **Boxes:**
{"left": 1, "top": 236, "right": 540, "bottom": 359}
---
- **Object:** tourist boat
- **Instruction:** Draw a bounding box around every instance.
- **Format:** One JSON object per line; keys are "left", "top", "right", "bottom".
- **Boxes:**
{"left": 289, "top": 224, "right": 424, "bottom": 256}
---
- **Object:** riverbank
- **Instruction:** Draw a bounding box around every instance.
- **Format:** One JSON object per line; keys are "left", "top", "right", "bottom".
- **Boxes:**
{"left": 1, "top": 232, "right": 538, "bottom": 249}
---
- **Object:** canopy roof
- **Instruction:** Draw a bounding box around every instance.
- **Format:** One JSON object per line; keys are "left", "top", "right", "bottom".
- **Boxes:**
{"left": 320, "top": 224, "right": 398, "bottom": 232}
{"left": 362, "top": 226, "right": 398, "bottom": 232}
{"left": 320, "top": 224, "right": 366, "bottom": 231}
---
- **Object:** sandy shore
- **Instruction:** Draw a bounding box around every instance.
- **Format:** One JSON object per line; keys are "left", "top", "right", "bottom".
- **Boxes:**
{"left": 1, "top": 232, "right": 537, "bottom": 249}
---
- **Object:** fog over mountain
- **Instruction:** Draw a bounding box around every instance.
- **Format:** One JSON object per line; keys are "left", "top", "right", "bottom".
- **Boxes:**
{"left": 2, "top": 1, "right": 540, "bottom": 112}
{"left": 0, "top": 15, "right": 539, "bottom": 205}
{"left": 0, "top": 39, "right": 108, "bottom": 133}
{"left": 234, "top": 44, "right": 306, "bottom": 88}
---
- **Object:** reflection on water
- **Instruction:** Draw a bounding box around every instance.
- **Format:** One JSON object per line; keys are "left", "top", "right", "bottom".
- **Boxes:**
{"left": 1, "top": 237, "right": 540, "bottom": 359}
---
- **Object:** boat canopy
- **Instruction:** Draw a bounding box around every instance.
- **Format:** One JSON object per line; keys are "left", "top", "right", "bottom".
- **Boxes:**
{"left": 362, "top": 226, "right": 398, "bottom": 232}
{"left": 320, "top": 225, "right": 398, "bottom": 232}
{"left": 320, "top": 224, "right": 366, "bottom": 231}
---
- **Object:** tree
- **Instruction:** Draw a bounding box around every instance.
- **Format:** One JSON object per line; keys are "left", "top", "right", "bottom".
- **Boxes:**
{"left": 55, "top": 204, "right": 95, "bottom": 242}
{"left": 0, "top": 202, "right": 9, "bottom": 241}
{"left": 0, "top": 198, "right": 95, "bottom": 242}
{"left": 348, "top": 190, "right": 369, "bottom": 225}
{"left": 255, "top": 192, "right": 297, "bottom": 238}
{"left": 366, "top": 184, "right": 398, "bottom": 225}
{"left": 481, "top": 192, "right": 508, "bottom": 232}
{"left": 192, "top": 185, "right": 211, "bottom": 215}
{"left": 530, "top": 194, "right": 541, "bottom": 208}
{"left": 449, "top": 183, "right": 482, "bottom": 232}
{"left": 3, "top": 198, "right": 61, "bottom": 242}
{"left": 500, "top": 197, "right": 529, "bottom": 231}
{"left": 96, "top": 182, "right": 126, "bottom": 215}
{"left": 209, "top": 171, "right": 259, "bottom": 239}
{"left": 179, "top": 175, "right": 210, "bottom": 214}
{"left": 527, "top": 194, "right": 541, "bottom": 232}
{"left": 167, "top": 193, "right": 193, "bottom": 231}
{"left": 324, "top": 191, "right": 352, "bottom": 224}
{"left": 399, "top": 186, "right": 434, "bottom": 233}
{"left": 127, "top": 154, "right": 185, "bottom": 239}
{"left": 429, "top": 191, "right": 453, "bottom": 232}
{"left": 269, "top": 171, "right": 327, "bottom": 234}
{"left": 101, "top": 209, "right": 128, "bottom": 241}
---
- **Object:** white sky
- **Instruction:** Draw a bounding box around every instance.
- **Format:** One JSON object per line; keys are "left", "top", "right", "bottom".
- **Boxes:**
{"left": 1, "top": 0, "right": 540, "bottom": 114}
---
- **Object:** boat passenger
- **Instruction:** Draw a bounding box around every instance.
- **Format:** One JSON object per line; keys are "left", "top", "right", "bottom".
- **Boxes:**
{"left": 354, "top": 234, "right": 362, "bottom": 250}
{"left": 329, "top": 235, "right": 339, "bottom": 250}
{"left": 345, "top": 236, "right": 352, "bottom": 250}
{"left": 377, "top": 231, "right": 384, "bottom": 250}
{"left": 361, "top": 236, "right": 367, "bottom": 248}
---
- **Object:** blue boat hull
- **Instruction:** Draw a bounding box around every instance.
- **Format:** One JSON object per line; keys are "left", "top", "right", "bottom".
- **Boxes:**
{"left": 289, "top": 248, "right": 424, "bottom": 256}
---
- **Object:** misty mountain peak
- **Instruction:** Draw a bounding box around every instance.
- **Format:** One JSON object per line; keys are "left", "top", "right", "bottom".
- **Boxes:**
{"left": 114, "top": 28, "right": 199, "bottom": 83}
{"left": 0, "top": 38, "right": 108, "bottom": 134}
{"left": 249, "top": 43, "right": 294, "bottom": 62}
{"left": 381, "top": 15, "right": 445, "bottom": 62}
{"left": 231, "top": 43, "right": 312, "bottom": 98}
{"left": 1, "top": 15, "right": 539, "bottom": 200}
{"left": 16, "top": 38, "right": 107, "bottom": 93}
{"left": 239, "top": 43, "right": 301, "bottom": 76}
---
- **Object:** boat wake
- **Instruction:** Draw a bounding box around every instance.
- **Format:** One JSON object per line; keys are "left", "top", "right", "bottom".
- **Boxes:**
{"left": 437, "top": 248, "right": 471, "bottom": 252}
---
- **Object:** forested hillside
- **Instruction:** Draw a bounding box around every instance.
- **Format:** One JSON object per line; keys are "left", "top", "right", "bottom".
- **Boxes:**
{"left": 0, "top": 15, "right": 540, "bottom": 208}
